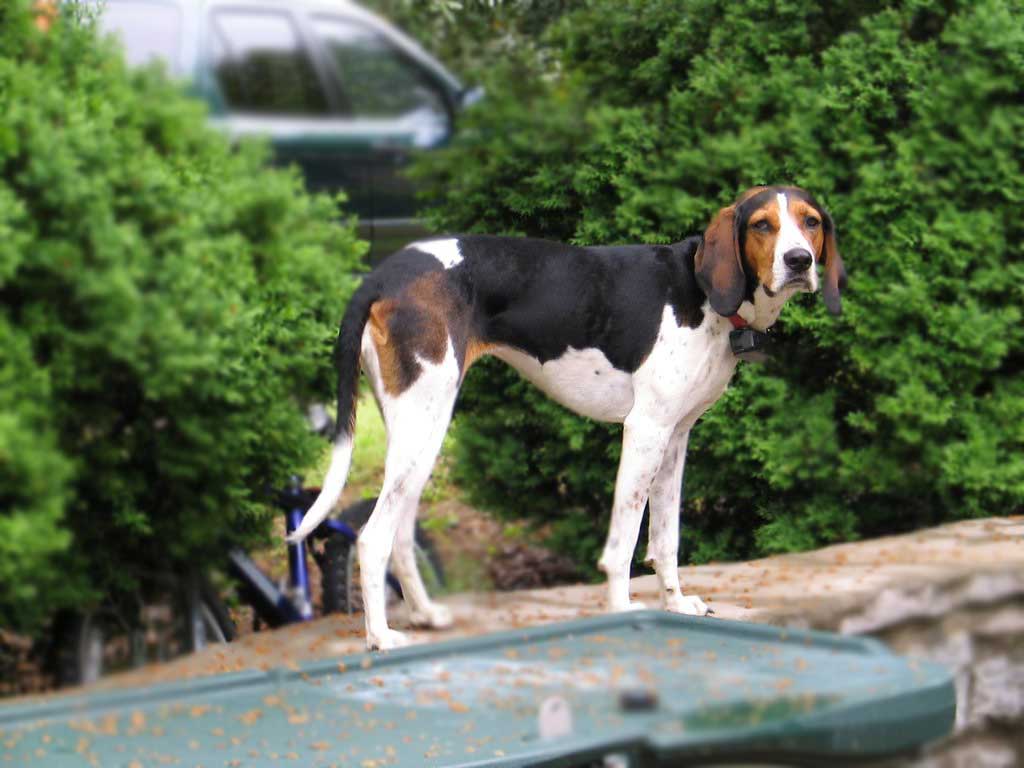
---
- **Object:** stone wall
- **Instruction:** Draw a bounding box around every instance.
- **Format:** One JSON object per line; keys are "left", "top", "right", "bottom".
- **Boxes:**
{"left": 621, "top": 516, "right": 1024, "bottom": 767}
{"left": 20, "top": 516, "right": 1022, "bottom": 767}
{"left": 663, "top": 516, "right": 1024, "bottom": 767}
{"left": 846, "top": 566, "right": 1024, "bottom": 767}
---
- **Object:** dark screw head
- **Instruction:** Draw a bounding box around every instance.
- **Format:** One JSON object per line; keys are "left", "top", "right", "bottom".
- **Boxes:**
{"left": 619, "top": 688, "right": 659, "bottom": 712}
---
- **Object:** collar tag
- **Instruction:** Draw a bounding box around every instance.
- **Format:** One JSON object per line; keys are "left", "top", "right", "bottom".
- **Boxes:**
{"left": 729, "top": 327, "right": 773, "bottom": 363}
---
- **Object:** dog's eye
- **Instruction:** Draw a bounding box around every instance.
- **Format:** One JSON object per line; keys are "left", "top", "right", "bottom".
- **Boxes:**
{"left": 751, "top": 219, "right": 771, "bottom": 233}
{"left": 804, "top": 216, "right": 821, "bottom": 229}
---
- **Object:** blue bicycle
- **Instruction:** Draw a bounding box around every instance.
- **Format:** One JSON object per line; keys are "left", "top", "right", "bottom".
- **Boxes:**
{"left": 52, "top": 482, "right": 444, "bottom": 685}
{"left": 228, "top": 479, "right": 445, "bottom": 628}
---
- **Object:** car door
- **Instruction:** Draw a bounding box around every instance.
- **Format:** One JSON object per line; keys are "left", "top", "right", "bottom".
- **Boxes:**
{"left": 305, "top": 12, "right": 456, "bottom": 261}
{"left": 201, "top": 3, "right": 376, "bottom": 230}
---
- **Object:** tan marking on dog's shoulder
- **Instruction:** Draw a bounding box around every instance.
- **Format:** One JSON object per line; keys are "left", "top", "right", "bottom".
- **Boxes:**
{"left": 404, "top": 272, "right": 453, "bottom": 365}
{"left": 367, "top": 273, "right": 466, "bottom": 396}
{"left": 463, "top": 338, "right": 495, "bottom": 373}
{"left": 368, "top": 299, "right": 393, "bottom": 346}
{"left": 405, "top": 271, "right": 494, "bottom": 376}
{"left": 368, "top": 299, "right": 405, "bottom": 396}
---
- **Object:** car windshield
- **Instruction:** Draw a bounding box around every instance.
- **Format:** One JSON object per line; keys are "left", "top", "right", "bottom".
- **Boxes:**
{"left": 211, "top": 9, "right": 330, "bottom": 116}
{"left": 312, "top": 15, "right": 446, "bottom": 121}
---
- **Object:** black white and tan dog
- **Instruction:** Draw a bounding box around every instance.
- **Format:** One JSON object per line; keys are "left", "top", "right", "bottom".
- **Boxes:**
{"left": 288, "top": 185, "right": 847, "bottom": 650}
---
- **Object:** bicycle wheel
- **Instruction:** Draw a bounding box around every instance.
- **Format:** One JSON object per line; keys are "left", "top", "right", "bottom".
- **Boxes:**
{"left": 321, "top": 498, "right": 445, "bottom": 615}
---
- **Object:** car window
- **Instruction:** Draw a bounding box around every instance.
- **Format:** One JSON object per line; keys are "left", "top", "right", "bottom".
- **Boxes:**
{"left": 311, "top": 16, "right": 447, "bottom": 121}
{"left": 99, "top": 0, "right": 182, "bottom": 71}
{"left": 211, "top": 10, "right": 329, "bottom": 116}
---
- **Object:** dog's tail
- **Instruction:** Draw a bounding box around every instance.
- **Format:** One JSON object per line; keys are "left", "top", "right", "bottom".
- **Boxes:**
{"left": 286, "top": 282, "right": 379, "bottom": 544}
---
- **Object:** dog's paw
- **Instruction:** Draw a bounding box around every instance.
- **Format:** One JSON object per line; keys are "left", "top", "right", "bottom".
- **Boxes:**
{"left": 366, "top": 628, "right": 411, "bottom": 651}
{"left": 664, "top": 593, "right": 710, "bottom": 616}
{"left": 408, "top": 602, "right": 453, "bottom": 630}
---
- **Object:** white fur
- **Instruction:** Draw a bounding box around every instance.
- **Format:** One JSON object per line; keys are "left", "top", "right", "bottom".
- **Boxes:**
{"left": 737, "top": 284, "right": 800, "bottom": 332}
{"left": 597, "top": 305, "right": 736, "bottom": 612}
{"left": 358, "top": 330, "right": 459, "bottom": 650}
{"left": 409, "top": 238, "right": 463, "bottom": 268}
{"left": 772, "top": 192, "right": 818, "bottom": 294}
{"left": 492, "top": 346, "right": 634, "bottom": 422}
{"left": 286, "top": 436, "right": 353, "bottom": 544}
{"left": 633, "top": 306, "right": 738, "bottom": 424}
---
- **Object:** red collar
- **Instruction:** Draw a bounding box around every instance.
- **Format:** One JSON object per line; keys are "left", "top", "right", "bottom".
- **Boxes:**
{"left": 728, "top": 314, "right": 749, "bottom": 329}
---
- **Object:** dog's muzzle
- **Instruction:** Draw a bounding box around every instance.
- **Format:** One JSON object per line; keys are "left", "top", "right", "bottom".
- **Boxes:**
{"left": 779, "top": 248, "right": 817, "bottom": 292}
{"left": 783, "top": 248, "right": 813, "bottom": 272}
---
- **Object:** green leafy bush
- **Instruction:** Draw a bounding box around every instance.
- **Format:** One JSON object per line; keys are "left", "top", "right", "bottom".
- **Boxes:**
{"left": 0, "top": 1, "right": 364, "bottom": 633}
{"left": 413, "top": 0, "right": 1024, "bottom": 573}
{"left": 364, "top": 0, "right": 580, "bottom": 76}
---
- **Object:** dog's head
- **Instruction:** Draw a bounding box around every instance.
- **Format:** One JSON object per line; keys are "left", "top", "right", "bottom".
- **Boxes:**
{"left": 695, "top": 186, "right": 847, "bottom": 317}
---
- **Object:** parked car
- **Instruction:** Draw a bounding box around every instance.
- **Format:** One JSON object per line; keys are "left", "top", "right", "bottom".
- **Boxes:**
{"left": 94, "top": 0, "right": 479, "bottom": 261}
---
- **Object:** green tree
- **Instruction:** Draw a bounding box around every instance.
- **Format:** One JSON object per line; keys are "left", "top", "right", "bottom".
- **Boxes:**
{"left": 364, "top": 0, "right": 579, "bottom": 76}
{"left": 0, "top": 0, "right": 364, "bottom": 633}
{"left": 412, "top": 0, "right": 1024, "bottom": 572}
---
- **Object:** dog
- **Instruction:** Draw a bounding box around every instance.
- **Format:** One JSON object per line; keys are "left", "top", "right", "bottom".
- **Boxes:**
{"left": 288, "top": 185, "right": 847, "bottom": 650}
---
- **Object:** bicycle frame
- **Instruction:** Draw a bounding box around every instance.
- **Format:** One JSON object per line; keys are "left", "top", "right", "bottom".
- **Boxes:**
{"left": 228, "top": 479, "right": 402, "bottom": 629}
{"left": 281, "top": 483, "right": 353, "bottom": 620}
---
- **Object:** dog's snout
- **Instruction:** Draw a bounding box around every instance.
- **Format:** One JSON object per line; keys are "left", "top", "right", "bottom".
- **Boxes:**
{"left": 783, "top": 248, "right": 813, "bottom": 273}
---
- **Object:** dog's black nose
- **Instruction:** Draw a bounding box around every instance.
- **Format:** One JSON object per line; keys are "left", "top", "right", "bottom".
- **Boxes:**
{"left": 783, "top": 248, "right": 813, "bottom": 272}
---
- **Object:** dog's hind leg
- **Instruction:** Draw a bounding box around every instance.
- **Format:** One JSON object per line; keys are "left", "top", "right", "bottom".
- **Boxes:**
{"left": 393, "top": 482, "right": 453, "bottom": 631}
{"left": 358, "top": 337, "right": 459, "bottom": 651}
{"left": 598, "top": 410, "right": 676, "bottom": 612}
{"left": 646, "top": 427, "right": 709, "bottom": 616}
{"left": 386, "top": 363, "right": 455, "bottom": 631}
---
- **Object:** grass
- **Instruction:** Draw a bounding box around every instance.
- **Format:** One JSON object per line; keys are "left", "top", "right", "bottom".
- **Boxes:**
{"left": 303, "top": 390, "right": 458, "bottom": 504}
{"left": 302, "top": 391, "right": 385, "bottom": 496}
{"left": 348, "top": 393, "right": 389, "bottom": 496}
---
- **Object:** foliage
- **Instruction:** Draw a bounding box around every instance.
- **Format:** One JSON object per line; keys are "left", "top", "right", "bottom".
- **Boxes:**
{"left": 0, "top": 0, "right": 364, "bottom": 632}
{"left": 363, "top": 0, "right": 579, "bottom": 76}
{"left": 413, "top": 0, "right": 1024, "bottom": 573}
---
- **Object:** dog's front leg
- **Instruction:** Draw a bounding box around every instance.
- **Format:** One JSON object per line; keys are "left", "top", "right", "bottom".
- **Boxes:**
{"left": 598, "top": 412, "right": 675, "bottom": 612}
{"left": 646, "top": 427, "right": 709, "bottom": 616}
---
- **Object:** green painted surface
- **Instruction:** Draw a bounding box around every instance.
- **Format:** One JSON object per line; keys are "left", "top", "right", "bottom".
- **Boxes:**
{"left": 0, "top": 612, "right": 954, "bottom": 766}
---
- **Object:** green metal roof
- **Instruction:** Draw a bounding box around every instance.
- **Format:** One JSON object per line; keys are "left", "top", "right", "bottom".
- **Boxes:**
{"left": 0, "top": 611, "right": 954, "bottom": 766}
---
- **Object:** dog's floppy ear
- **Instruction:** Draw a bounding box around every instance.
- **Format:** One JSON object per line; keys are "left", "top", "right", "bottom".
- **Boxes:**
{"left": 695, "top": 205, "right": 745, "bottom": 317}
{"left": 820, "top": 210, "right": 847, "bottom": 316}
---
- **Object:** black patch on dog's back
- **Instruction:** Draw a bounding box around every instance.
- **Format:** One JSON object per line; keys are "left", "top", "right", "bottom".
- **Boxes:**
{"left": 657, "top": 238, "right": 705, "bottom": 330}
{"left": 448, "top": 235, "right": 707, "bottom": 373}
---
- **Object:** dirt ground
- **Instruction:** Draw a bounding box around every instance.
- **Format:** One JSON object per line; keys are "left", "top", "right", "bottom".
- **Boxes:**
{"left": 33, "top": 515, "right": 1018, "bottom": 698}
{"left": 229, "top": 494, "right": 581, "bottom": 637}
{"left": 0, "top": 492, "right": 579, "bottom": 697}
